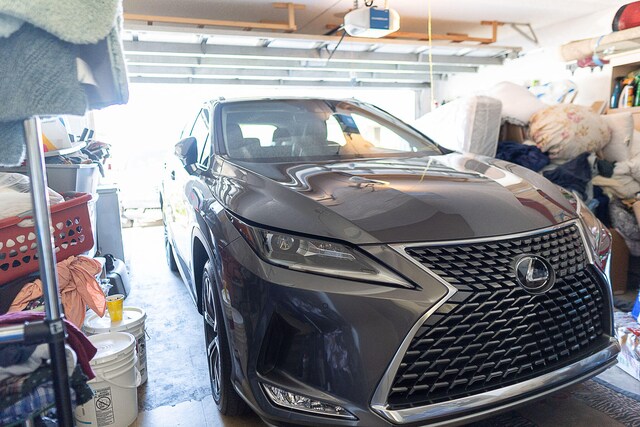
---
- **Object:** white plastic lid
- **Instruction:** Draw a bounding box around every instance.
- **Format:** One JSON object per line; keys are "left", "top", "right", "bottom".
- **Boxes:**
{"left": 84, "top": 307, "right": 146, "bottom": 334}
{"left": 89, "top": 332, "right": 135, "bottom": 365}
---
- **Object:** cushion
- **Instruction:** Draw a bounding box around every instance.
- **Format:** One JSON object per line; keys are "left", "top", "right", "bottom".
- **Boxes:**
{"left": 528, "top": 104, "right": 611, "bottom": 161}
{"left": 484, "top": 82, "right": 545, "bottom": 126}
{"left": 602, "top": 113, "right": 634, "bottom": 162}
{"left": 631, "top": 129, "right": 640, "bottom": 159}
{"left": 413, "top": 95, "right": 502, "bottom": 156}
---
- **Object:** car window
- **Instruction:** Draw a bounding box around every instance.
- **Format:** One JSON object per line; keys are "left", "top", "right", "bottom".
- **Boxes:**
{"left": 220, "top": 99, "right": 440, "bottom": 162}
{"left": 190, "top": 109, "right": 211, "bottom": 167}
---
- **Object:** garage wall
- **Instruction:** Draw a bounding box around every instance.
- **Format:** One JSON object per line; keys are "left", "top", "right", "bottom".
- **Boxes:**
{"left": 434, "top": 5, "right": 623, "bottom": 107}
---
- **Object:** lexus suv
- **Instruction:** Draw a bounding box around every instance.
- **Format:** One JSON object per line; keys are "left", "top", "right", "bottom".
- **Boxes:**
{"left": 161, "top": 97, "right": 619, "bottom": 426}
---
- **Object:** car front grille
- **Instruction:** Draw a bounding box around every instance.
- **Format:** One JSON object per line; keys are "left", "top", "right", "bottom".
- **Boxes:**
{"left": 387, "top": 223, "right": 610, "bottom": 409}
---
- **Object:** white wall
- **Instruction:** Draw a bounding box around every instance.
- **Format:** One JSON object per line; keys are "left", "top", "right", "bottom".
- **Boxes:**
{"left": 435, "top": 4, "right": 627, "bottom": 108}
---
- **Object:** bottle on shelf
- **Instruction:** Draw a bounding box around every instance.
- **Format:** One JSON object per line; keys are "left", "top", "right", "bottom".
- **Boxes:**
{"left": 611, "top": 76, "right": 624, "bottom": 109}
{"left": 634, "top": 75, "right": 640, "bottom": 107}
{"left": 619, "top": 77, "right": 635, "bottom": 108}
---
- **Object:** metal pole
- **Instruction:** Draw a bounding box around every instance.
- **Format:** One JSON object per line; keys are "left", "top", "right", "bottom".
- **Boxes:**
{"left": 23, "top": 117, "right": 74, "bottom": 427}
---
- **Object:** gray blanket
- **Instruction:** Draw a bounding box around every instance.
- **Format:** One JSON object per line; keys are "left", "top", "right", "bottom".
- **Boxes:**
{"left": 0, "top": 24, "right": 86, "bottom": 166}
{"left": 0, "top": 0, "right": 118, "bottom": 43}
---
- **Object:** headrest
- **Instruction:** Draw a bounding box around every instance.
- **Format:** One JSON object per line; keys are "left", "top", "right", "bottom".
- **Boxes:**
{"left": 225, "top": 122, "right": 244, "bottom": 145}
{"left": 303, "top": 120, "right": 327, "bottom": 141}
{"left": 272, "top": 128, "right": 291, "bottom": 143}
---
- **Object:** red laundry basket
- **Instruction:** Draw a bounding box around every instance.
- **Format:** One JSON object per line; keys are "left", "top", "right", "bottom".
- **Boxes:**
{"left": 0, "top": 192, "right": 94, "bottom": 285}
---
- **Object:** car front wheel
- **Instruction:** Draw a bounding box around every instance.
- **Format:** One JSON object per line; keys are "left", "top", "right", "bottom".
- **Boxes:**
{"left": 202, "top": 260, "right": 249, "bottom": 416}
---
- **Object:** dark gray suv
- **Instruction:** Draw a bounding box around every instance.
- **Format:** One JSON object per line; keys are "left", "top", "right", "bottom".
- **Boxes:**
{"left": 161, "top": 98, "right": 619, "bottom": 426}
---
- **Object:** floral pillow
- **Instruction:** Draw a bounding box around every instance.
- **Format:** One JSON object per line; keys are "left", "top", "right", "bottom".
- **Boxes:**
{"left": 528, "top": 104, "right": 611, "bottom": 161}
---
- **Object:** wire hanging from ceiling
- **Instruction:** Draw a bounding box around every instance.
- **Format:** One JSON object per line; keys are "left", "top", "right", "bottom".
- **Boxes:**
{"left": 427, "top": 0, "right": 435, "bottom": 110}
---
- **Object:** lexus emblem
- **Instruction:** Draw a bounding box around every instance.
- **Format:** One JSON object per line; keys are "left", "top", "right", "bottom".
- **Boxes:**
{"left": 514, "top": 255, "right": 555, "bottom": 294}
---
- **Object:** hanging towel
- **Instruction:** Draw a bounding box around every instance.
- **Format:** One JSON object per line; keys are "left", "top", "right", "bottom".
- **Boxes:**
{"left": 0, "top": 1, "right": 118, "bottom": 44}
{"left": 8, "top": 256, "right": 105, "bottom": 328}
{"left": 0, "top": 24, "right": 87, "bottom": 167}
{"left": 0, "top": 312, "right": 97, "bottom": 379}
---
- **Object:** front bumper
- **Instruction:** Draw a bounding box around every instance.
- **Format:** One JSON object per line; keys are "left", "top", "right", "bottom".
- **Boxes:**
{"left": 371, "top": 338, "right": 619, "bottom": 425}
{"left": 216, "top": 235, "right": 619, "bottom": 427}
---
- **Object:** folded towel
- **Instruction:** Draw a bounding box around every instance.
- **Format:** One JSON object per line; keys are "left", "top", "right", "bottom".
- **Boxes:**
{"left": 0, "top": 0, "right": 118, "bottom": 44}
{"left": 0, "top": 13, "right": 22, "bottom": 38}
{"left": 0, "top": 24, "right": 86, "bottom": 121}
{"left": 0, "top": 24, "right": 87, "bottom": 166}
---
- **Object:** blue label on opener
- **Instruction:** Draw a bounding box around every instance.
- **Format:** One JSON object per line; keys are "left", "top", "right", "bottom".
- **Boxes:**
{"left": 370, "top": 8, "right": 390, "bottom": 30}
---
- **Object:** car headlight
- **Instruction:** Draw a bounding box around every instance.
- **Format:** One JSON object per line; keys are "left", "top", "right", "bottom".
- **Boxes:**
{"left": 229, "top": 214, "right": 412, "bottom": 288}
{"left": 575, "top": 195, "right": 611, "bottom": 271}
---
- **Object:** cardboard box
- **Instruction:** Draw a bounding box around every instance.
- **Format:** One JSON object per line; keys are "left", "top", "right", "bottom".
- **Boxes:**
{"left": 610, "top": 228, "right": 629, "bottom": 295}
{"left": 614, "top": 312, "right": 640, "bottom": 381}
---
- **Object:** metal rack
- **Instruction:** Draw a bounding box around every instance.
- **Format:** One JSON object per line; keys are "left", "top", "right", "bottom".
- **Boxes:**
{"left": 0, "top": 118, "right": 74, "bottom": 426}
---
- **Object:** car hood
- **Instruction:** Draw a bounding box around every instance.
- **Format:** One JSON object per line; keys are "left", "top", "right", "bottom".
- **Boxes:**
{"left": 215, "top": 153, "right": 578, "bottom": 245}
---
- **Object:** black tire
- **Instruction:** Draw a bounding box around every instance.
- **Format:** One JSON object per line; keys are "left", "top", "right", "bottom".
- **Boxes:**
{"left": 202, "top": 261, "right": 249, "bottom": 416}
{"left": 164, "top": 224, "right": 179, "bottom": 272}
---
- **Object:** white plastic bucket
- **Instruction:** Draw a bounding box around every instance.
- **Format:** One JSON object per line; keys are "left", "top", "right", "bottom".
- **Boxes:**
{"left": 74, "top": 332, "right": 140, "bottom": 427}
{"left": 84, "top": 306, "right": 148, "bottom": 384}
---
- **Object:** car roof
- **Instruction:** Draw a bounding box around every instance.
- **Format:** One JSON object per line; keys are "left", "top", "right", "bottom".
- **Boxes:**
{"left": 211, "top": 96, "right": 360, "bottom": 105}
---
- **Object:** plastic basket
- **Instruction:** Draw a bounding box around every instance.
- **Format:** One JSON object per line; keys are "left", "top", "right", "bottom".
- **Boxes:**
{"left": 0, "top": 192, "right": 94, "bottom": 285}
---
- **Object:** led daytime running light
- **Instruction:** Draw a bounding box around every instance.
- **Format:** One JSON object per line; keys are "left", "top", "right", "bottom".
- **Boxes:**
{"left": 262, "top": 383, "right": 356, "bottom": 419}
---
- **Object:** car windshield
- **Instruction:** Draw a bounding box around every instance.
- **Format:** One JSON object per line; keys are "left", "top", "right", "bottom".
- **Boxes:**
{"left": 220, "top": 99, "right": 441, "bottom": 162}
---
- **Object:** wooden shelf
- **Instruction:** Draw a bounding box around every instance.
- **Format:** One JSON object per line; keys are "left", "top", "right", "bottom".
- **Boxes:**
{"left": 607, "top": 106, "right": 640, "bottom": 114}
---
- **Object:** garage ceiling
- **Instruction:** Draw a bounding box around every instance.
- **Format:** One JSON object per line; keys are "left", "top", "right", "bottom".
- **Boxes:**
{"left": 121, "top": 0, "right": 617, "bottom": 88}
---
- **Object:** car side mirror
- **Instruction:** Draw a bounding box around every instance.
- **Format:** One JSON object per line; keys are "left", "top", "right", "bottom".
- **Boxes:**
{"left": 174, "top": 137, "right": 198, "bottom": 173}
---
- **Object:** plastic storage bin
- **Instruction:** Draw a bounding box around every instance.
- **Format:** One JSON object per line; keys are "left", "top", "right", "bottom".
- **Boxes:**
{"left": 0, "top": 193, "right": 94, "bottom": 285}
{"left": 0, "top": 163, "right": 100, "bottom": 195}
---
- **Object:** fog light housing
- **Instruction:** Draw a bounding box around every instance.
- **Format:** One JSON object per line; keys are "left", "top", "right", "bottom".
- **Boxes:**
{"left": 262, "top": 383, "right": 356, "bottom": 419}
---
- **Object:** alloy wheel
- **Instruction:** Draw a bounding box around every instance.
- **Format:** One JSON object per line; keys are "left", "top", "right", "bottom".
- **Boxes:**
{"left": 203, "top": 275, "right": 221, "bottom": 402}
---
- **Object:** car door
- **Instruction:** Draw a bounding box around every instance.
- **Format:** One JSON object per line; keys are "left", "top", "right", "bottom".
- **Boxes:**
{"left": 168, "top": 107, "right": 212, "bottom": 270}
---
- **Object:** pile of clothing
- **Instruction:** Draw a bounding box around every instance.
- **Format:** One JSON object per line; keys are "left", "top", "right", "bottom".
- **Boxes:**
{"left": 0, "top": 256, "right": 106, "bottom": 424}
{"left": 487, "top": 82, "right": 640, "bottom": 263}
{"left": 0, "top": 312, "right": 97, "bottom": 425}
{"left": 1, "top": 255, "right": 106, "bottom": 327}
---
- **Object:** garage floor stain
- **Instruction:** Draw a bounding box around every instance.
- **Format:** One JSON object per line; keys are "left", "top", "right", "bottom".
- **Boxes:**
{"left": 123, "top": 226, "right": 638, "bottom": 427}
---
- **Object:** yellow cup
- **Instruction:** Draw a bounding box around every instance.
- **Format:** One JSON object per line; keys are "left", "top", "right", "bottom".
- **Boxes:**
{"left": 106, "top": 294, "right": 124, "bottom": 323}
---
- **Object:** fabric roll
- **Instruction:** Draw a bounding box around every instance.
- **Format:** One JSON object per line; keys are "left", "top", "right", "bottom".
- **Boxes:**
{"left": 0, "top": 345, "right": 37, "bottom": 368}
{"left": 0, "top": 344, "right": 76, "bottom": 382}
{"left": 0, "top": 366, "right": 52, "bottom": 411}
{"left": 0, "top": 312, "right": 97, "bottom": 379}
{"left": 0, "top": 381, "right": 59, "bottom": 425}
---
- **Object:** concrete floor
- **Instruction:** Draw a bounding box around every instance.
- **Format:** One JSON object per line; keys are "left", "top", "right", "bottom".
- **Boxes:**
{"left": 122, "top": 226, "right": 640, "bottom": 427}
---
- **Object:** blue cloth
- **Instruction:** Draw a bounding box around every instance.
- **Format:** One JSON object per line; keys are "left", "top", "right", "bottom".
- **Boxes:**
{"left": 495, "top": 141, "right": 550, "bottom": 172}
{"left": 543, "top": 153, "right": 592, "bottom": 200}
{"left": 0, "top": 383, "right": 56, "bottom": 425}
